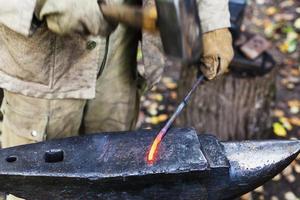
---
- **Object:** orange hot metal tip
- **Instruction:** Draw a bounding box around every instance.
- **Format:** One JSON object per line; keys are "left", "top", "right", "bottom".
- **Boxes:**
{"left": 147, "top": 132, "right": 164, "bottom": 163}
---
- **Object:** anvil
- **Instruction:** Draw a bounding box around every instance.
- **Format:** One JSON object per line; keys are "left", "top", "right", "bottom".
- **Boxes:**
{"left": 0, "top": 128, "right": 299, "bottom": 200}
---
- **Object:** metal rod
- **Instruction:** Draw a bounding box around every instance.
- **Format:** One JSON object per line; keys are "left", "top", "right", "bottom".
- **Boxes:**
{"left": 147, "top": 75, "right": 205, "bottom": 163}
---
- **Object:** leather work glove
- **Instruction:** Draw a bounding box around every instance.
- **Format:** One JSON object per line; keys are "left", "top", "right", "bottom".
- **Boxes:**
{"left": 35, "top": 0, "right": 114, "bottom": 36}
{"left": 200, "top": 28, "right": 234, "bottom": 80}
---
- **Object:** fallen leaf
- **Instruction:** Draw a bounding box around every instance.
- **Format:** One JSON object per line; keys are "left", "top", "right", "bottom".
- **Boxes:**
{"left": 148, "top": 107, "right": 158, "bottom": 116}
{"left": 170, "top": 91, "right": 178, "bottom": 100}
{"left": 274, "top": 13, "right": 295, "bottom": 22}
{"left": 279, "top": 117, "right": 293, "bottom": 131}
{"left": 158, "top": 105, "right": 165, "bottom": 111}
{"left": 288, "top": 100, "right": 300, "bottom": 108}
{"left": 286, "top": 174, "right": 296, "bottom": 183}
{"left": 288, "top": 40, "right": 297, "bottom": 53}
{"left": 256, "top": 0, "right": 265, "bottom": 5}
{"left": 294, "top": 163, "right": 300, "bottom": 174}
{"left": 286, "top": 83, "right": 295, "bottom": 90}
{"left": 165, "top": 82, "right": 177, "bottom": 90}
{"left": 280, "top": 0, "right": 294, "bottom": 8}
{"left": 162, "top": 77, "right": 173, "bottom": 84}
{"left": 137, "top": 48, "right": 143, "bottom": 61}
{"left": 279, "top": 26, "right": 299, "bottom": 53}
{"left": 294, "top": 18, "right": 300, "bottom": 29}
{"left": 158, "top": 114, "right": 168, "bottom": 122}
{"left": 145, "top": 117, "right": 159, "bottom": 125}
{"left": 264, "top": 21, "right": 278, "bottom": 38}
{"left": 272, "top": 174, "right": 281, "bottom": 181}
{"left": 290, "top": 68, "right": 300, "bottom": 76}
{"left": 254, "top": 186, "right": 264, "bottom": 193}
{"left": 148, "top": 93, "right": 163, "bottom": 102}
{"left": 279, "top": 42, "right": 289, "bottom": 53}
{"left": 270, "top": 196, "right": 279, "bottom": 200}
{"left": 288, "top": 100, "right": 300, "bottom": 107}
{"left": 162, "top": 77, "right": 178, "bottom": 89}
{"left": 282, "top": 165, "right": 293, "bottom": 176}
{"left": 289, "top": 117, "right": 300, "bottom": 126}
{"left": 284, "top": 191, "right": 298, "bottom": 200}
{"left": 266, "top": 6, "right": 277, "bottom": 16}
{"left": 273, "top": 122, "right": 287, "bottom": 137}
{"left": 290, "top": 106, "right": 299, "bottom": 114}
{"left": 142, "top": 100, "right": 151, "bottom": 107}
{"left": 272, "top": 109, "right": 285, "bottom": 118}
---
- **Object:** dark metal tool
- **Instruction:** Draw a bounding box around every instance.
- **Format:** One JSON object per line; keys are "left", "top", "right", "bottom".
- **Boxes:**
{"left": 147, "top": 75, "right": 205, "bottom": 163}
{"left": 0, "top": 128, "right": 299, "bottom": 200}
{"left": 99, "top": 0, "right": 202, "bottom": 64}
{"left": 229, "top": 0, "right": 247, "bottom": 40}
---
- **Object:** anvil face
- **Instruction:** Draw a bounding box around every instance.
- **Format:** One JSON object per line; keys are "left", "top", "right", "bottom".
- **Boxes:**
{"left": 0, "top": 129, "right": 207, "bottom": 178}
{"left": 0, "top": 129, "right": 211, "bottom": 200}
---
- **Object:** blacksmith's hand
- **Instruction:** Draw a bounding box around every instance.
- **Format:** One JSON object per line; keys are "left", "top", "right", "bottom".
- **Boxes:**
{"left": 35, "top": 0, "right": 115, "bottom": 36}
{"left": 200, "top": 28, "right": 234, "bottom": 80}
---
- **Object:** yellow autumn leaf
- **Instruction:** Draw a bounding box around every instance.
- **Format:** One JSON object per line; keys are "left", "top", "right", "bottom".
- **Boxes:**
{"left": 148, "top": 94, "right": 163, "bottom": 102}
{"left": 273, "top": 122, "right": 287, "bottom": 137}
{"left": 158, "top": 114, "right": 168, "bottom": 122}
{"left": 266, "top": 6, "right": 277, "bottom": 16}
{"left": 150, "top": 117, "right": 159, "bottom": 125}
{"left": 264, "top": 22, "right": 276, "bottom": 37}
{"left": 279, "top": 117, "right": 293, "bottom": 131}
{"left": 279, "top": 42, "right": 289, "bottom": 53}
{"left": 165, "top": 82, "right": 178, "bottom": 90}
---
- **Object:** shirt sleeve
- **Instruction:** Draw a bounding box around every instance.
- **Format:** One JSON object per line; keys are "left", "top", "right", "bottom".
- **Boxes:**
{"left": 0, "top": 0, "right": 37, "bottom": 36}
{"left": 197, "top": 0, "right": 231, "bottom": 33}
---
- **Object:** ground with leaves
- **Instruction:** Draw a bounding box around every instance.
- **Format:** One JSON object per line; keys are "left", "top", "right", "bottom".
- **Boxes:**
{"left": 138, "top": 0, "right": 300, "bottom": 199}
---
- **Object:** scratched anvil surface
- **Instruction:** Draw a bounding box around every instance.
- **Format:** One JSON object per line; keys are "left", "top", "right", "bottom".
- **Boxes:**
{"left": 0, "top": 129, "right": 210, "bottom": 200}
{"left": 0, "top": 128, "right": 207, "bottom": 177}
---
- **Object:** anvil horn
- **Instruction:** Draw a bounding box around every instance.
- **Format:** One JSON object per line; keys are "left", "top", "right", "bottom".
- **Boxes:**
{"left": 0, "top": 128, "right": 298, "bottom": 200}
{"left": 212, "top": 139, "right": 300, "bottom": 200}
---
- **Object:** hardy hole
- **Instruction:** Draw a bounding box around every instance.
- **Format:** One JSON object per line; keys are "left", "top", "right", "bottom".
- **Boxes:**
{"left": 6, "top": 156, "right": 17, "bottom": 163}
{"left": 44, "top": 149, "right": 64, "bottom": 163}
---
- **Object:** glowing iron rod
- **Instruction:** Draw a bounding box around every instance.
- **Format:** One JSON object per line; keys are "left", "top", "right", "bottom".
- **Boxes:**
{"left": 147, "top": 75, "right": 205, "bottom": 163}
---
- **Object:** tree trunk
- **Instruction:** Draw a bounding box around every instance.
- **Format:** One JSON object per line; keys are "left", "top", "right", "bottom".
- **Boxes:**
{"left": 177, "top": 63, "right": 277, "bottom": 140}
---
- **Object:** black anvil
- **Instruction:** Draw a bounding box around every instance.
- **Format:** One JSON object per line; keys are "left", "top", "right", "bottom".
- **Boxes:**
{"left": 0, "top": 128, "right": 299, "bottom": 200}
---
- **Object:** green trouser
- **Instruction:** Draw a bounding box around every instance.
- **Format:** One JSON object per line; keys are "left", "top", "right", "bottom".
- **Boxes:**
{"left": 1, "top": 28, "right": 140, "bottom": 200}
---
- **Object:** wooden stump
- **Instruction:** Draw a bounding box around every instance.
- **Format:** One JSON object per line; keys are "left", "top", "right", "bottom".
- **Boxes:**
{"left": 177, "top": 62, "right": 277, "bottom": 140}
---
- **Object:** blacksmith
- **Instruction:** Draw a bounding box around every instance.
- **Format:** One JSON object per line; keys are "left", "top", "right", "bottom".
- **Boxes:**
{"left": 0, "top": 0, "right": 233, "bottom": 199}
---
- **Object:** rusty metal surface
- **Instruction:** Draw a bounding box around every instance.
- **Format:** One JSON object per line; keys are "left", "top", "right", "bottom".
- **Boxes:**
{"left": 0, "top": 128, "right": 299, "bottom": 200}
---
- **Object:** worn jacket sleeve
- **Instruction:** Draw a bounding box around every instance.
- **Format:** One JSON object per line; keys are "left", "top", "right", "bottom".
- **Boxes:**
{"left": 0, "top": 0, "right": 36, "bottom": 36}
{"left": 197, "top": 0, "right": 231, "bottom": 33}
